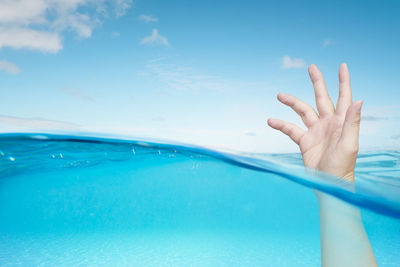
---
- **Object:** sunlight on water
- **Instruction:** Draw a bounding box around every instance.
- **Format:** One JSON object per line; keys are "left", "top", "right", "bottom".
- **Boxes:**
{"left": 0, "top": 133, "right": 399, "bottom": 266}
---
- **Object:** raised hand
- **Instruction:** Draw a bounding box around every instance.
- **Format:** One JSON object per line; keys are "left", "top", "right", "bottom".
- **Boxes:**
{"left": 268, "top": 64, "right": 378, "bottom": 266}
{"left": 268, "top": 63, "right": 362, "bottom": 181}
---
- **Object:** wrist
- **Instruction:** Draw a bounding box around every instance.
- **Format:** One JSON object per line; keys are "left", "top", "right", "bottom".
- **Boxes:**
{"left": 314, "top": 164, "right": 355, "bottom": 183}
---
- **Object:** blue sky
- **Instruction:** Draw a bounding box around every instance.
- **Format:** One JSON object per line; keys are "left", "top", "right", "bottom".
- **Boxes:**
{"left": 1, "top": 0, "right": 399, "bottom": 152}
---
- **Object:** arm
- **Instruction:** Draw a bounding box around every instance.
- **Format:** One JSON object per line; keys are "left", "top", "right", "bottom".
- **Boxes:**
{"left": 268, "top": 63, "right": 377, "bottom": 266}
{"left": 318, "top": 192, "right": 376, "bottom": 267}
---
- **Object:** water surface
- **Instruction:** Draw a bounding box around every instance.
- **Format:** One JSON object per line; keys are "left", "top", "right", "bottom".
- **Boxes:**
{"left": 0, "top": 133, "right": 399, "bottom": 266}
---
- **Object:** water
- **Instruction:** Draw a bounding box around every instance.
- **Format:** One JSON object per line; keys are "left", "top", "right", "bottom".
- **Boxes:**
{"left": 0, "top": 133, "right": 399, "bottom": 266}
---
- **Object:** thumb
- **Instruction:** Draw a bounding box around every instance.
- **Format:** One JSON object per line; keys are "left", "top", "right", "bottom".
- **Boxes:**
{"left": 339, "top": 100, "right": 363, "bottom": 154}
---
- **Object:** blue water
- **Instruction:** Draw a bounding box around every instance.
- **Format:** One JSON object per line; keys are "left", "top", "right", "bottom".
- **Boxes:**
{"left": 0, "top": 133, "right": 399, "bottom": 266}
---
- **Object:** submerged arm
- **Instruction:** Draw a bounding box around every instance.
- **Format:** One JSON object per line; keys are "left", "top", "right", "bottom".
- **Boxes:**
{"left": 318, "top": 192, "right": 376, "bottom": 267}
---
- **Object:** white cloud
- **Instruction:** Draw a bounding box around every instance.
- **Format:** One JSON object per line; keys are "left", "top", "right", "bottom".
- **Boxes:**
{"left": 281, "top": 55, "right": 306, "bottom": 69}
{"left": 61, "top": 87, "right": 95, "bottom": 102}
{"left": 0, "top": 27, "right": 62, "bottom": 53}
{"left": 391, "top": 134, "right": 400, "bottom": 140}
{"left": 145, "top": 59, "right": 234, "bottom": 91}
{"left": 152, "top": 116, "right": 165, "bottom": 122}
{"left": 138, "top": 14, "right": 158, "bottom": 23}
{"left": 0, "top": 115, "right": 80, "bottom": 131}
{"left": 114, "top": 0, "right": 133, "bottom": 17}
{"left": 0, "top": 0, "right": 133, "bottom": 53}
{"left": 0, "top": 60, "right": 21, "bottom": 74}
{"left": 0, "top": 0, "right": 47, "bottom": 25}
{"left": 322, "top": 39, "right": 332, "bottom": 47}
{"left": 361, "top": 115, "right": 388, "bottom": 122}
{"left": 140, "top": 29, "right": 168, "bottom": 46}
{"left": 111, "top": 31, "right": 120, "bottom": 37}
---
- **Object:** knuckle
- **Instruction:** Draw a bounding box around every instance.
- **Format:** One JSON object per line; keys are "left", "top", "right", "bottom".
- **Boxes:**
{"left": 346, "top": 144, "right": 359, "bottom": 154}
{"left": 332, "top": 128, "right": 342, "bottom": 139}
{"left": 299, "top": 110, "right": 307, "bottom": 118}
{"left": 286, "top": 126, "right": 295, "bottom": 136}
{"left": 340, "top": 141, "right": 359, "bottom": 155}
{"left": 350, "top": 119, "right": 361, "bottom": 128}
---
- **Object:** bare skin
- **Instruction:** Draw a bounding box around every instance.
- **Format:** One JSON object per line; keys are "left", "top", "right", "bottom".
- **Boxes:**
{"left": 268, "top": 63, "right": 361, "bottom": 181}
{"left": 268, "top": 63, "right": 378, "bottom": 266}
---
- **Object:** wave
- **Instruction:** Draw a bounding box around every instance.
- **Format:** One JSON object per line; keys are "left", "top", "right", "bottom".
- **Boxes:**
{"left": 0, "top": 132, "right": 399, "bottom": 219}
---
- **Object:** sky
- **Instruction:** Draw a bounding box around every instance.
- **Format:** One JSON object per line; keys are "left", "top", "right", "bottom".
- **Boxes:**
{"left": 0, "top": 0, "right": 400, "bottom": 152}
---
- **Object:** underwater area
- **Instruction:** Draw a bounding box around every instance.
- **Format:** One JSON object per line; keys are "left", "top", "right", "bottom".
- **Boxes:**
{"left": 0, "top": 133, "right": 399, "bottom": 266}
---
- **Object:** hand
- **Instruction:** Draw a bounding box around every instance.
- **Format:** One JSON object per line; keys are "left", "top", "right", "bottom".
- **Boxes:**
{"left": 267, "top": 63, "right": 363, "bottom": 182}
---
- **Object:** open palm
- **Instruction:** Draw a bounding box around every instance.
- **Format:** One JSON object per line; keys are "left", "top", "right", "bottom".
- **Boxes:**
{"left": 268, "top": 64, "right": 363, "bottom": 181}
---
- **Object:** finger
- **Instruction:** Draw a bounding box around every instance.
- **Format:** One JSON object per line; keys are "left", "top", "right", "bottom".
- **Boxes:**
{"left": 267, "top": 118, "right": 305, "bottom": 145}
{"left": 336, "top": 63, "right": 352, "bottom": 116}
{"left": 308, "top": 64, "right": 335, "bottom": 117}
{"left": 277, "top": 92, "right": 319, "bottom": 128}
{"left": 338, "top": 100, "right": 363, "bottom": 154}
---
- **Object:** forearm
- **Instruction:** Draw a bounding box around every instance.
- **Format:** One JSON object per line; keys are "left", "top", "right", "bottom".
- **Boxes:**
{"left": 317, "top": 192, "right": 377, "bottom": 267}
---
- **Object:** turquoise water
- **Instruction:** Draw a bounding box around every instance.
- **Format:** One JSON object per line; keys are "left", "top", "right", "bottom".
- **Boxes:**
{"left": 0, "top": 133, "right": 399, "bottom": 266}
